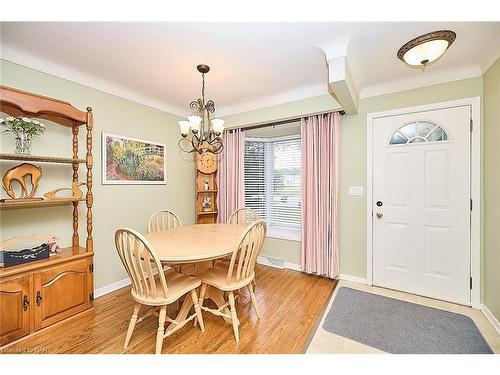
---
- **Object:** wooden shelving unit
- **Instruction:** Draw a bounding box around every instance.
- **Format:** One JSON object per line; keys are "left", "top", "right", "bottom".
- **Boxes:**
{"left": 0, "top": 85, "right": 94, "bottom": 348}
{"left": 198, "top": 210, "right": 218, "bottom": 215}
{"left": 0, "top": 153, "right": 86, "bottom": 164}
{"left": 195, "top": 150, "right": 219, "bottom": 224}
{"left": 0, "top": 198, "right": 86, "bottom": 210}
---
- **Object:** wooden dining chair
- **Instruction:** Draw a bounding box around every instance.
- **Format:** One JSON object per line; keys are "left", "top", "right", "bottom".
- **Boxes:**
{"left": 197, "top": 220, "right": 267, "bottom": 342}
{"left": 228, "top": 207, "right": 260, "bottom": 225}
{"left": 147, "top": 209, "right": 182, "bottom": 233}
{"left": 115, "top": 228, "right": 204, "bottom": 354}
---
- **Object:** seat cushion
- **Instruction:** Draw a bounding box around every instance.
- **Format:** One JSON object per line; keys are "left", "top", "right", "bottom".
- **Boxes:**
{"left": 131, "top": 269, "right": 201, "bottom": 305}
{"left": 198, "top": 264, "right": 254, "bottom": 291}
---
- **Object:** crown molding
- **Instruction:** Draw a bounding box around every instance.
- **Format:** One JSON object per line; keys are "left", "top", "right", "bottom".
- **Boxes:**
{"left": 1, "top": 45, "right": 187, "bottom": 116}
{"left": 217, "top": 82, "right": 329, "bottom": 117}
{"left": 359, "top": 63, "right": 483, "bottom": 99}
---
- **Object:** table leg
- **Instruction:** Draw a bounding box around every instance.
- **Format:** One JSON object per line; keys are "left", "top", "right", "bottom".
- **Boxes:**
{"left": 165, "top": 292, "right": 194, "bottom": 335}
{"left": 204, "top": 285, "right": 233, "bottom": 324}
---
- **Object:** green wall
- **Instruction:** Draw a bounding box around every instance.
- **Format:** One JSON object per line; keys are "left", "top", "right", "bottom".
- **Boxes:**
{"left": 484, "top": 57, "right": 500, "bottom": 320}
{"left": 224, "top": 77, "right": 484, "bottom": 281}
{"left": 0, "top": 60, "right": 195, "bottom": 289}
{"left": 2, "top": 58, "right": 495, "bottom": 319}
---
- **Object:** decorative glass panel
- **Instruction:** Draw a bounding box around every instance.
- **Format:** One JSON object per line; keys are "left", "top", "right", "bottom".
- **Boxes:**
{"left": 399, "top": 123, "right": 416, "bottom": 139}
{"left": 390, "top": 131, "right": 407, "bottom": 145}
{"left": 418, "top": 121, "right": 435, "bottom": 137}
{"left": 389, "top": 121, "right": 448, "bottom": 146}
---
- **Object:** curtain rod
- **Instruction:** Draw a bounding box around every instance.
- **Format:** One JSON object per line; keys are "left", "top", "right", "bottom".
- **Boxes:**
{"left": 228, "top": 109, "right": 346, "bottom": 132}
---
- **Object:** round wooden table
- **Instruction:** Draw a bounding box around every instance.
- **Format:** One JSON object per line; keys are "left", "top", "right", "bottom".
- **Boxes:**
{"left": 144, "top": 223, "right": 247, "bottom": 265}
{"left": 144, "top": 223, "right": 247, "bottom": 329}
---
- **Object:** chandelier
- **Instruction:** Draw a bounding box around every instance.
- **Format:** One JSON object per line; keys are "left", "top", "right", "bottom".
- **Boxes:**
{"left": 177, "top": 64, "right": 224, "bottom": 154}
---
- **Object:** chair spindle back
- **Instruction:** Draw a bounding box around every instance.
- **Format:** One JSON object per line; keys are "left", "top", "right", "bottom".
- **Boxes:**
{"left": 227, "top": 220, "right": 267, "bottom": 284}
{"left": 147, "top": 209, "right": 182, "bottom": 233}
{"left": 115, "top": 228, "right": 168, "bottom": 300}
{"left": 228, "top": 207, "right": 260, "bottom": 225}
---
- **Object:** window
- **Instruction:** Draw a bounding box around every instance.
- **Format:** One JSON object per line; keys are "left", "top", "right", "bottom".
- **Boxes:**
{"left": 389, "top": 121, "right": 448, "bottom": 145}
{"left": 244, "top": 136, "right": 301, "bottom": 241}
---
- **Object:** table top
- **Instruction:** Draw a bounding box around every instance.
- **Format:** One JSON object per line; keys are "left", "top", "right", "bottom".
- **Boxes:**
{"left": 144, "top": 223, "right": 247, "bottom": 264}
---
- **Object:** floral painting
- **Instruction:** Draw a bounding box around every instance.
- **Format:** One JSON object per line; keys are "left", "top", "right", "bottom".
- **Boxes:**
{"left": 102, "top": 133, "right": 166, "bottom": 184}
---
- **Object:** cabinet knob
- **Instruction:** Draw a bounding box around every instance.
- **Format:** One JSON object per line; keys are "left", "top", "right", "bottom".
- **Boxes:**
{"left": 23, "top": 295, "right": 29, "bottom": 311}
{"left": 36, "top": 291, "right": 43, "bottom": 306}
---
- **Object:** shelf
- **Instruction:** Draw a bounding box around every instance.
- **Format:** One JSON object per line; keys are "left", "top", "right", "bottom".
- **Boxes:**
{"left": 197, "top": 190, "right": 218, "bottom": 193}
{"left": 0, "top": 198, "right": 85, "bottom": 210}
{"left": 0, "top": 153, "right": 86, "bottom": 164}
{"left": 197, "top": 211, "right": 218, "bottom": 215}
{"left": 0, "top": 246, "right": 91, "bottom": 278}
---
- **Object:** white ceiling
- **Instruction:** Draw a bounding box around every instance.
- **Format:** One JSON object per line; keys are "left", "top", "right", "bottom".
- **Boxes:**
{"left": 1, "top": 22, "right": 499, "bottom": 116}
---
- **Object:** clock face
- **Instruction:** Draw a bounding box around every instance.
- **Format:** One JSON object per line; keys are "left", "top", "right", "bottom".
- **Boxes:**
{"left": 198, "top": 152, "right": 217, "bottom": 174}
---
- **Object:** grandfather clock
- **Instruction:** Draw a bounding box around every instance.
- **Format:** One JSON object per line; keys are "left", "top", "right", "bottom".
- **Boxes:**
{"left": 195, "top": 151, "right": 218, "bottom": 224}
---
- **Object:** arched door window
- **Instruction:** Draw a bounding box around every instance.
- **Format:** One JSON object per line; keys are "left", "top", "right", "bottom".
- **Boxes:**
{"left": 389, "top": 121, "right": 448, "bottom": 145}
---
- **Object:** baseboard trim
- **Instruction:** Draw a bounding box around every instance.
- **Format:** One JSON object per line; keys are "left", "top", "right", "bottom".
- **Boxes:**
{"left": 337, "top": 273, "right": 368, "bottom": 285}
{"left": 481, "top": 304, "right": 500, "bottom": 335}
{"left": 94, "top": 277, "right": 131, "bottom": 299}
{"left": 94, "top": 266, "right": 170, "bottom": 299}
{"left": 257, "top": 256, "right": 302, "bottom": 272}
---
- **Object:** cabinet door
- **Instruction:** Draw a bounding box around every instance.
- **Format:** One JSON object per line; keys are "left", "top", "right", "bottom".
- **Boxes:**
{"left": 34, "top": 258, "right": 91, "bottom": 331}
{"left": 0, "top": 274, "right": 31, "bottom": 346}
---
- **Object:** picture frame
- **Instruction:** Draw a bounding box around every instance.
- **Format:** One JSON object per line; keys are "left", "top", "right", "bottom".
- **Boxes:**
{"left": 102, "top": 132, "right": 167, "bottom": 185}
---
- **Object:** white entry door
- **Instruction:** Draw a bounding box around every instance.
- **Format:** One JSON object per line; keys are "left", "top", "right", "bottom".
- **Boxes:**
{"left": 372, "top": 105, "right": 471, "bottom": 305}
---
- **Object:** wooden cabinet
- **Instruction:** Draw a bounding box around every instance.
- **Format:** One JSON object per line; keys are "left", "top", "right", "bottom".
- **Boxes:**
{"left": 33, "top": 258, "right": 92, "bottom": 330}
{"left": 0, "top": 86, "right": 95, "bottom": 348}
{"left": 0, "top": 256, "right": 93, "bottom": 346}
{"left": 0, "top": 274, "right": 31, "bottom": 346}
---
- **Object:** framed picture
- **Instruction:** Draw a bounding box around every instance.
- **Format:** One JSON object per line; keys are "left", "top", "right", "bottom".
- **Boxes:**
{"left": 102, "top": 132, "right": 166, "bottom": 185}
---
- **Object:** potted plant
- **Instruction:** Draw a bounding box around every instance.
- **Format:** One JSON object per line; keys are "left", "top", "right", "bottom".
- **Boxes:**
{"left": 0, "top": 116, "right": 45, "bottom": 154}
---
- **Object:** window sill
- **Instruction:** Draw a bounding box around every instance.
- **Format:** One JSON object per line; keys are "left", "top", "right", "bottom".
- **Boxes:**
{"left": 266, "top": 226, "right": 301, "bottom": 242}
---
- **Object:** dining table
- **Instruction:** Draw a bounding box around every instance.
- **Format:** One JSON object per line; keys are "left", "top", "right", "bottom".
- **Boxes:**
{"left": 144, "top": 223, "right": 247, "bottom": 331}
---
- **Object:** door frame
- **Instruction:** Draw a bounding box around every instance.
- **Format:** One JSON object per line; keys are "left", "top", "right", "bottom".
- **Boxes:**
{"left": 366, "top": 97, "right": 481, "bottom": 308}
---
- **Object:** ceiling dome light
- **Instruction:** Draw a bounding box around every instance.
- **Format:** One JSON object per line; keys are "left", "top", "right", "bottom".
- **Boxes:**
{"left": 397, "top": 30, "right": 456, "bottom": 68}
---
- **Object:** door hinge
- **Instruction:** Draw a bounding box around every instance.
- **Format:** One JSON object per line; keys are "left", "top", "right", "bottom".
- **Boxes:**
{"left": 89, "top": 263, "right": 94, "bottom": 273}
{"left": 470, "top": 277, "right": 473, "bottom": 290}
{"left": 470, "top": 119, "right": 473, "bottom": 132}
{"left": 89, "top": 292, "right": 94, "bottom": 302}
{"left": 470, "top": 198, "right": 473, "bottom": 211}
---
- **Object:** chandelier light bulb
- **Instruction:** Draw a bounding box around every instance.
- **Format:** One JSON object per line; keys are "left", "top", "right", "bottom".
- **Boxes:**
{"left": 178, "top": 120, "right": 191, "bottom": 137}
{"left": 188, "top": 115, "right": 202, "bottom": 133}
{"left": 211, "top": 119, "right": 225, "bottom": 135}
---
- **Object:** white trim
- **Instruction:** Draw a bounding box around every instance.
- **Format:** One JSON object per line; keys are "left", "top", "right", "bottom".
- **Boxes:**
{"left": 217, "top": 82, "right": 329, "bottom": 117}
{"left": 337, "top": 274, "right": 368, "bottom": 285}
{"left": 257, "top": 255, "right": 302, "bottom": 272}
{"left": 94, "top": 277, "right": 131, "bottom": 299}
{"left": 1, "top": 46, "right": 186, "bottom": 116}
{"left": 266, "top": 226, "right": 301, "bottom": 242}
{"left": 94, "top": 266, "right": 169, "bottom": 299}
{"left": 481, "top": 305, "right": 500, "bottom": 335}
{"left": 359, "top": 64, "right": 482, "bottom": 99}
{"left": 285, "top": 262, "right": 302, "bottom": 272}
{"left": 366, "top": 97, "right": 481, "bottom": 307}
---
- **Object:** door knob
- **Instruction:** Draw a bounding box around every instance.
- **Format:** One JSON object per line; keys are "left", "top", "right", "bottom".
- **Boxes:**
{"left": 376, "top": 212, "right": 384, "bottom": 219}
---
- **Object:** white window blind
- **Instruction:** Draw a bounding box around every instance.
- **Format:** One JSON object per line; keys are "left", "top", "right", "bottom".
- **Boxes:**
{"left": 244, "top": 137, "right": 301, "bottom": 237}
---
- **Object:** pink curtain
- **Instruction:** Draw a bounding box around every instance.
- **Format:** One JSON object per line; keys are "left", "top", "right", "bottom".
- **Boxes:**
{"left": 301, "top": 112, "right": 341, "bottom": 278}
{"left": 216, "top": 128, "right": 245, "bottom": 223}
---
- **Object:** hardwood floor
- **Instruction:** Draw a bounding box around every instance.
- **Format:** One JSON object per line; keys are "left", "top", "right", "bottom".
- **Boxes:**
{"left": 2, "top": 265, "right": 336, "bottom": 354}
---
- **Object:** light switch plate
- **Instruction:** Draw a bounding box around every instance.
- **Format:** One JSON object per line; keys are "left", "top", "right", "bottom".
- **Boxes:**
{"left": 348, "top": 185, "right": 364, "bottom": 196}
